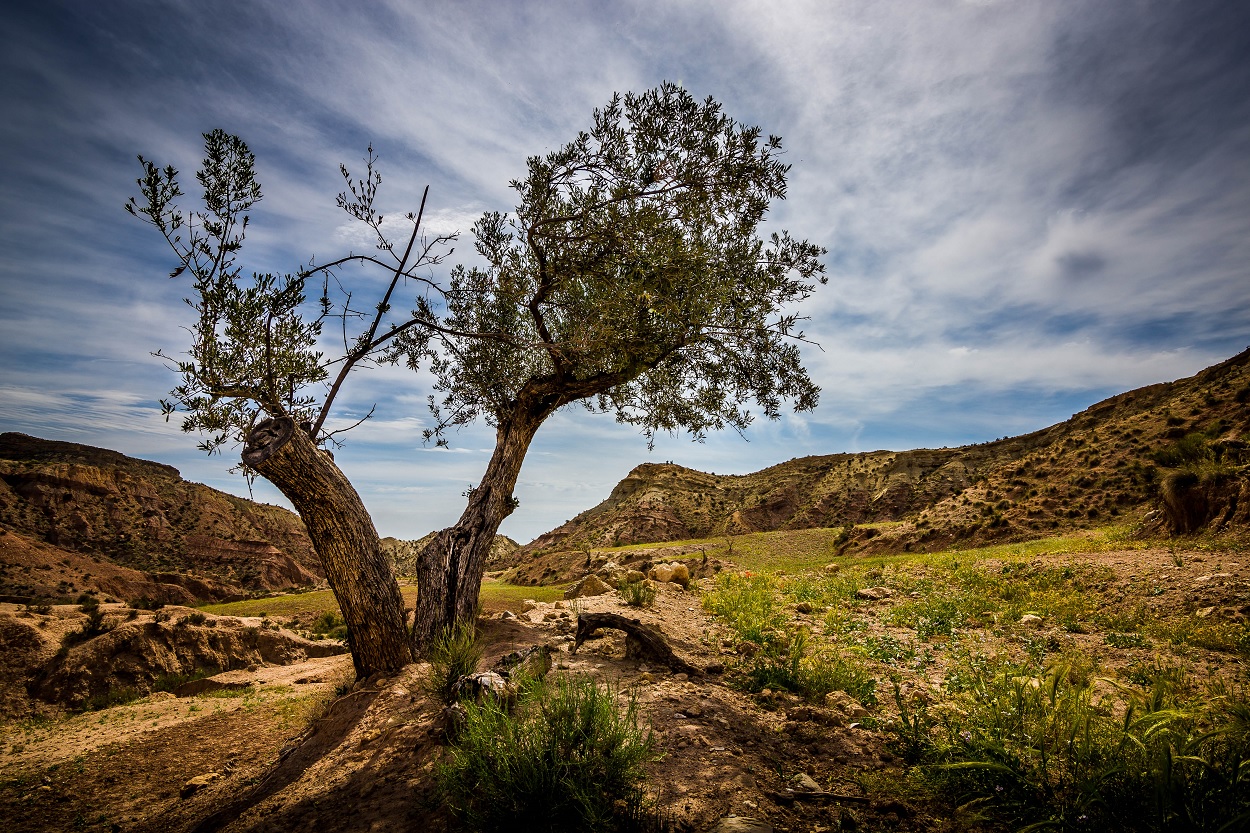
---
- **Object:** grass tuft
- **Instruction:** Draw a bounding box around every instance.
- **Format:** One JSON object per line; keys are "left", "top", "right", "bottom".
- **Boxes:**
{"left": 437, "top": 675, "right": 660, "bottom": 832}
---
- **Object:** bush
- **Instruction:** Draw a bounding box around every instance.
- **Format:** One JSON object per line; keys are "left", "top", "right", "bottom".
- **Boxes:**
{"left": 619, "top": 580, "right": 656, "bottom": 608}
{"left": 438, "top": 676, "right": 658, "bottom": 832}
{"left": 426, "top": 621, "right": 483, "bottom": 702}
{"left": 309, "top": 610, "right": 348, "bottom": 641}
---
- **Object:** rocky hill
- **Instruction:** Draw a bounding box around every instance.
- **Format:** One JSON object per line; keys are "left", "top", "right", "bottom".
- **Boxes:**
{"left": 379, "top": 533, "right": 519, "bottom": 577}
{"left": 525, "top": 348, "right": 1250, "bottom": 555}
{"left": 0, "top": 433, "right": 321, "bottom": 604}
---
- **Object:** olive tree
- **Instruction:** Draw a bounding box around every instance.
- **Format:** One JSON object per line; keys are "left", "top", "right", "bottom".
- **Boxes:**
{"left": 129, "top": 82, "right": 826, "bottom": 672}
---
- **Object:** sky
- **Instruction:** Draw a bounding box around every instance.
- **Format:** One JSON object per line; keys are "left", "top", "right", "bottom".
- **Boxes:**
{"left": 1, "top": 0, "right": 1248, "bottom": 544}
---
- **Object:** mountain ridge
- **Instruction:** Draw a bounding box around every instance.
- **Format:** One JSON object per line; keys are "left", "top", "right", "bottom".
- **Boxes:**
{"left": 522, "top": 348, "right": 1250, "bottom": 556}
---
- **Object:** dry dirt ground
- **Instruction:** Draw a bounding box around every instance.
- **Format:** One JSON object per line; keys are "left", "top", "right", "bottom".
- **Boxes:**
{"left": 1, "top": 546, "right": 1247, "bottom": 833}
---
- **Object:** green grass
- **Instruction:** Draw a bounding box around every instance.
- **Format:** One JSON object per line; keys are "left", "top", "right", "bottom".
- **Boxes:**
{"left": 437, "top": 675, "right": 660, "bottom": 832}
{"left": 200, "top": 581, "right": 563, "bottom": 619}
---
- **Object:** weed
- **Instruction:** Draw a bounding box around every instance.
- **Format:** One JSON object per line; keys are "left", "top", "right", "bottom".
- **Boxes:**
{"left": 437, "top": 675, "right": 659, "bottom": 832}
{"left": 1105, "top": 632, "right": 1149, "bottom": 649}
{"left": 425, "top": 621, "right": 483, "bottom": 702}
{"left": 309, "top": 610, "right": 348, "bottom": 641}
{"left": 702, "top": 572, "right": 787, "bottom": 645}
{"left": 619, "top": 580, "right": 656, "bottom": 608}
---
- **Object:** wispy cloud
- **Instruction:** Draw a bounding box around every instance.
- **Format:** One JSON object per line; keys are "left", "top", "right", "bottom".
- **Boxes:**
{"left": 2, "top": 0, "right": 1247, "bottom": 542}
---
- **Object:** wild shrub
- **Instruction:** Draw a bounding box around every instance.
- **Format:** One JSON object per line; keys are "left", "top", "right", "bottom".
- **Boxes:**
{"left": 619, "top": 580, "right": 656, "bottom": 608}
{"left": 702, "top": 572, "right": 787, "bottom": 645}
{"left": 425, "top": 621, "right": 483, "bottom": 702}
{"left": 438, "top": 676, "right": 659, "bottom": 832}
{"left": 63, "top": 596, "right": 110, "bottom": 646}
{"left": 309, "top": 610, "right": 348, "bottom": 641}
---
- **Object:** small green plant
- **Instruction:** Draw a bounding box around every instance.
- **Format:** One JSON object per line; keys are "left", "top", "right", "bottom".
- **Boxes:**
{"left": 309, "top": 610, "right": 348, "bottom": 641}
{"left": 426, "top": 621, "right": 483, "bottom": 702}
{"left": 619, "top": 579, "right": 656, "bottom": 608}
{"left": 63, "top": 597, "right": 110, "bottom": 646}
{"left": 437, "top": 675, "right": 659, "bottom": 832}
{"left": 702, "top": 572, "right": 787, "bottom": 645}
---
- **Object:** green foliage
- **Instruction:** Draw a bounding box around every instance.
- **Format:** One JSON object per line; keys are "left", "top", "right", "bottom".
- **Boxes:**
{"left": 309, "top": 610, "right": 348, "bottom": 641}
{"left": 413, "top": 82, "right": 827, "bottom": 447}
{"left": 892, "top": 658, "right": 1250, "bottom": 832}
{"left": 704, "top": 572, "right": 876, "bottom": 704}
{"left": 702, "top": 571, "right": 787, "bottom": 645}
{"left": 437, "top": 675, "right": 659, "bottom": 832}
{"left": 619, "top": 579, "right": 657, "bottom": 608}
{"left": 426, "top": 621, "right": 484, "bottom": 702}
{"left": 128, "top": 130, "right": 328, "bottom": 452}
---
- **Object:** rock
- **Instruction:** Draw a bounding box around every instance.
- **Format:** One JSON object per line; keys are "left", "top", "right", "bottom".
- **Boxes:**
{"left": 180, "top": 772, "right": 220, "bottom": 799}
{"left": 712, "top": 816, "right": 772, "bottom": 833}
{"left": 1196, "top": 606, "right": 1216, "bottom": 618}
{"left": 795, "top": 602, "right": 813, "bottom": 614}
{"left": 1019, "top": 613, "right": 1044, "bottom": 627}
{"left": 825, "top": 691, "right": 869, "bottom": 718}
{"left": 823, "top": 562, "right": 841, "bottom": 573}
{"left": 791, "top": 772, "right": 822, "bottom": 793}
{"left": 623, "top": 569, "right": 647, "bottom": 584}
{"left": 498, "top": 610, "right": 517, "bottom": 620}
{"left": 450, "top": 671, "right": 514, "bottom": 706}
{"left": 649, "top": 563, "right": 675, "bottom": 583}
{"left": 669, "top": 563, "right": 690, "bottom": 588}
{"left": 522, "top": 599, "right": 540, "bottom": 612}
{"left": 564, "top": 574, "right": 613, "bottom": 600}
{"left": 856, "top": 586, "right": 892, "bottom": 601}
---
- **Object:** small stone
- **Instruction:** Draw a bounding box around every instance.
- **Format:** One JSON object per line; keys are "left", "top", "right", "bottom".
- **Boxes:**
{"left": 650, "top": 563, "right": 675, "bottom": 583}
{"left": 856, "top": 586, "right": 892, "bottom": 601}
{"left": 823, "top": 562, "right": 841, "bottom": 573}
{"left": 673, "top": 672, "right": 689, "bottom": 682}
{"left": 792, "top": 772, "right": 822, "bottom": 792}
{"left": 795, "top": 602, "right": 813, "bottom": 614}
{"left": 1196, "top": 606, "right": 1216, "bottom": 618}
{"left": 1019, "top": 613, "right": 1044, "bottom": 627}
{"left": 669, "top": 563, "right": 691, "bottom": 588}
{"left": 180, "top": 772, "right": 220, "bottom": 799}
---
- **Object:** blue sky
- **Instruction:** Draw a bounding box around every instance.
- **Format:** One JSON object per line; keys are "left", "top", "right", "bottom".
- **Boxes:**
{"left": 2, "top": 0, "right": 1248, "bottom": 543}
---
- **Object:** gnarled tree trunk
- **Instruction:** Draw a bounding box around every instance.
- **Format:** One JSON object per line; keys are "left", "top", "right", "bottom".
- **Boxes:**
{"left": 412, "top": 406, "right": 546, "bottom": 653}
{"left": 244, "top": 417, "right": 411, "bottom": 677}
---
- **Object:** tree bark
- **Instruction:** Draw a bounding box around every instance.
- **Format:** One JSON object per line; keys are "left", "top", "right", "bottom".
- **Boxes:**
{"left": 411, "top": 406, "right": 546, "bottom": 654}
{"left": 243, "top": 417, "right": 411, "bottom": 677}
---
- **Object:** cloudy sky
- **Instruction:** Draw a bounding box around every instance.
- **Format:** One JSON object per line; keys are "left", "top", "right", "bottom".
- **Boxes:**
{"left": 2, "top": 0, "right": 1248, "bottom": 543}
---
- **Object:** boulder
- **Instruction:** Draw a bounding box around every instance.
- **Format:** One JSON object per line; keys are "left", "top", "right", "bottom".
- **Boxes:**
{"left": 649, "top": 563, "right": 675, "bottom": 583}
{"left": 564, "top": 574, "right": 613, "bottom": 600}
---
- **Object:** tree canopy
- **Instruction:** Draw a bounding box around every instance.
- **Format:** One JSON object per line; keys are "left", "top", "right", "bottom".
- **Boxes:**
{"left": 410, "top": 83, "right": 827, "bottom": 448}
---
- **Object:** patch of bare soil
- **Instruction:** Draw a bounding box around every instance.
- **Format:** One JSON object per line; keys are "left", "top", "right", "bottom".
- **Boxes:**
{"left": 1, "top": 547, "right": 1246, "bottom": 833}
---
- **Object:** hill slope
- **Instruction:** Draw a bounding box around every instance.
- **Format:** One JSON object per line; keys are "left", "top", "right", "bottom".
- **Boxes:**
{"left": 0, "top": 433, "right": 320, "bottom": 603}
{"left": 525, "top": 349, "right": 1250, "bottom": 555}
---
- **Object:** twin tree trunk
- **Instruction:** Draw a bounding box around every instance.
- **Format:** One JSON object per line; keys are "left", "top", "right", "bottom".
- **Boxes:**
{"left": 244, "top": 405, "right": 549, "bottom": 676}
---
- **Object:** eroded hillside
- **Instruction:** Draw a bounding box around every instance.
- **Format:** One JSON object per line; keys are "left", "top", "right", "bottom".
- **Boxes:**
{"left": 523, "top": 349, "right": 1250, "bottom": 557}
{"left": 0, "top": 434, "right": 320, "bottom": 603}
